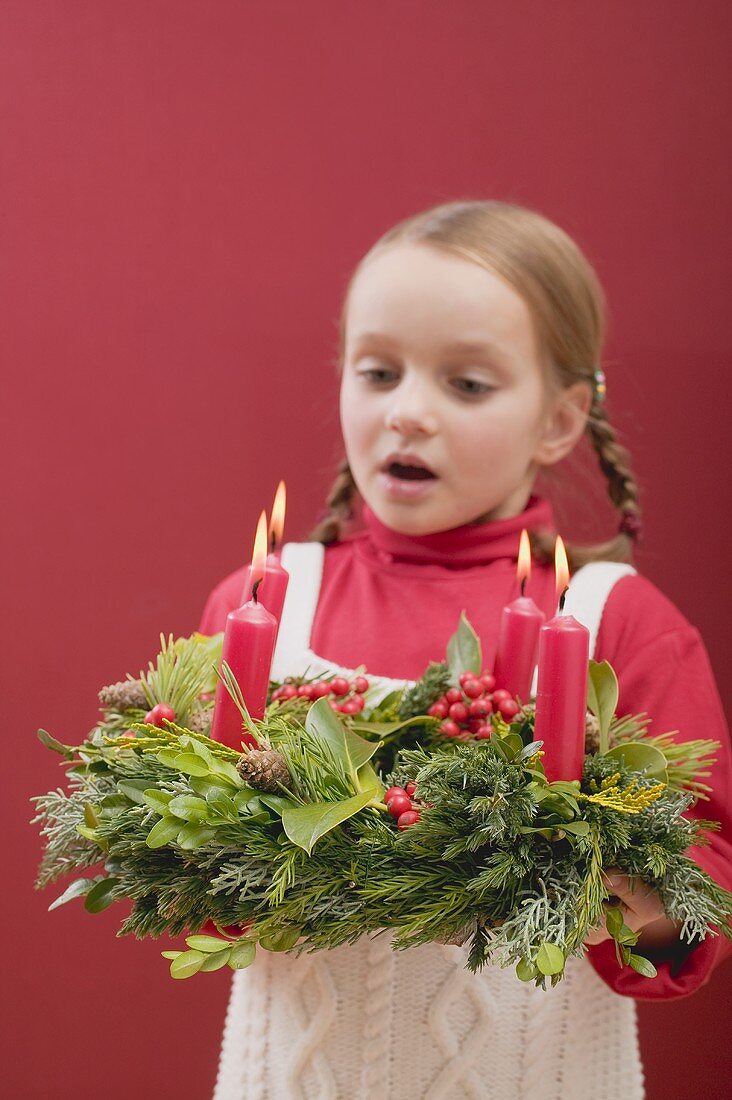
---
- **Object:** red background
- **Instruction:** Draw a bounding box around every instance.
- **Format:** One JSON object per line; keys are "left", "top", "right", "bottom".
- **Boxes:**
{"left": 3, "top": 3, "right": 730, "bottom": 1097}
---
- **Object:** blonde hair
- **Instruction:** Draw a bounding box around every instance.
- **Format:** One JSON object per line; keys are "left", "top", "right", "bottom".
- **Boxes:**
{"left": 307, "top": 199, "right": 640, "bottom": 569}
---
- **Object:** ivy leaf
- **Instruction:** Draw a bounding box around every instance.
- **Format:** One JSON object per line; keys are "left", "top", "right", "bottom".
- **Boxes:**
{"left": 628, "top": 953, "right": 658, "bottom": 978}
{"left": 305, "top": 697, "right": 379, "bottom": 774}
{"left": 48, "top": 877, "right": 101, "bottom": 911}
{"left": 535, "top": 941, "right": 565, "bottom": 976}
{"left": 586, "top": 661, "right": 618, "bottom": 754}
{"left": 228, "top": 940, "right": 257, "bottom": 969}
{"left": 84, "top": 877, "right": 118, "bottom": 913}
{"left": 446, "top": 610, "right": 481, "bottom": 682}
{"left": 281, "top": 789, "right": 378, "bottom": 854}
{"left": 604, "top": 742, "right": 668, "bottom": 783}
{"left": 170, "top": 950, "right": 206, "bottom": 979}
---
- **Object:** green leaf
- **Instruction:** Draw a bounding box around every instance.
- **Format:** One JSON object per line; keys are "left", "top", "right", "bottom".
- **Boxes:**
{"left": 604, "top": 905, "right": 624, "bottom": 936}
{"left": 305, "top": 697, "right": 380, "bottom": 775}
{"left": 117, "top": 780, "right": 150, "bottom": 805}
{"left": 190, "top": 775, "right": 238, "bottom": 797}
{"left": 200, "top": 949, "right": 232, "bottom": 972}
{"left": 281, "top": 789, "right": 378, "bottom": 854}
{"left": 561, "top": 821, "right": 590, "bottom": 837}
{"left": 146, "top": 815, "right": 182, "bottom": 848}
{"left": 84, "top": 877, "right": 118, "bottom": 913}
{"left": 167, "top": 794, "right": 210, "bottom": 821}
{"left": 75, "top": 824, "right": 108, "bottom": 849}
{"left": 615, "top": 924, "right": 640, "bottom": 946}
{"left": 205, "top": 789, "right": 238, "bottom": 819}
{"left": 185, "top": 934, "right": 230, "bottom": 953}
{"left": 515, "top": 957, "right": 538, "bottom": 982}
{"left": 172, "top": 753, "right": 211, "bottom": 777}
{"left": 535, "top": 941, "right": 565, "bottom": 976}
{"left": 161, "top": 951, "right": 181, "bottom": 960}
{"left": 188, "top": 738, "right": 217, "bottom": 768}
{"left": 142, "top": 789, "right": 174, "bottom": 814}
{"left": 176, "top": 824, "right": 217, "bottom": 849}
{"left": 259, "top": 928, "right": 301, "bottom": 951}
{"left": 157, "top": 749, "right": 181, "bottom": 769}
{"left": 170, "top": 950, "right": 206, "bottom": 979}
{"left": 48, "top": 877, "right": 100, "bottom": 911}
{"left": 587, "top": 661, "right": 618, "bottom": 753}
{"left": 356, "top": 760, "right": 384, "bottom": 796}
{"left": 628, "top": 953, "right": 658, "bottom": 978}
{"left": 257, "top": 792, "right": 297, "bottom": 816}
{"left": 446, "top": 610, "right": 482, "bottom": 681}
{"left": 210, "top": 759, "right": 243, "bottom": 786}
{"left": 516, "top": 741, "right": 544, "bottom": 763}
{"left": 605, "top": 743, "right": 668, "bottom": 783}
{"left": 83, "top": 803, "right": 100, "bottom": 828}
{"left": 228, "top": 940, "right": 257, "bottom": 969}
{"left": 37, "top": 728, "right": 75, "bottom": 758}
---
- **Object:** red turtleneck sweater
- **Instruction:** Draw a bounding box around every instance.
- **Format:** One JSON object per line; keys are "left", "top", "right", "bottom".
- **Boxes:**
{"left": 198, "top": 496, "right": 732, "bottom": 1003}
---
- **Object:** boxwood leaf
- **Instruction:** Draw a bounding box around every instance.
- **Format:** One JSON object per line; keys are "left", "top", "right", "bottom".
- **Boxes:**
{"left": 228, "top": 940, "right": 257, "bottom": 969}
{"left": 142, "top": 789, "right": 174, "bottom": 814}
{"left": 535, "top": 941, "right": 565, "bottom": 976}
{"left": 185, "top": 935, "right": 230, "bottom": 953}
{"left": 172, "top": 753, "right": 210, "bottom": 777}
{"left": 170, "top": 950, "right": 206, "bottom": 979}
{"left": 515, "top": 957, "right": 538, "bottom": 982}
{"left": 628, "top": 953, "right": 658, "bottom": 978}
{"left": 176, "top": 825, "right": 217, "bottom": 849}
{"left": 146, "top": 815, "right": 182, "bottom": 848}
{"left": 48, "top": 877, "right": 100, "bottom": 911}
{"left": 84, "top": 877, "right": 118, "bottom": 913}
{"left": 167, "top": 795, "right": 210, "bottom": 821}
{"left": 199, "top": 949, "right": 231, "bottom": 972}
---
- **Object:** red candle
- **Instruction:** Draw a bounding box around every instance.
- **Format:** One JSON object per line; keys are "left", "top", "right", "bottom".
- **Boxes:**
{"left": 239, "top": 480, "right": 290, "bottom": 634}
{"left": 494, "top": 529, "right": 545, "bottom": 702}
{"left": 534, "top": 536, "right": 589, "bottom": 783}
{"left": 212, "top": 510, "right": 277, "bottom": 750}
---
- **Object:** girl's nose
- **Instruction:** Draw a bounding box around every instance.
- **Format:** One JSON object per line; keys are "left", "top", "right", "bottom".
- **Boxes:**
{"left": 385, "top": 384, "right": 438, "bottom": 437}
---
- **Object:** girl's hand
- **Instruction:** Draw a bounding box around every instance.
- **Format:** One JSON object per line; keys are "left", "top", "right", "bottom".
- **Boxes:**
{"left": 584, "top": 867, "right": 684, "bottom": 954}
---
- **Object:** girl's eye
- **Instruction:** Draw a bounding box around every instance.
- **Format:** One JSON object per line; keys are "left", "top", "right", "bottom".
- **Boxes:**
{"left": 357, "top": 369, "right": 493, "bottom": 398}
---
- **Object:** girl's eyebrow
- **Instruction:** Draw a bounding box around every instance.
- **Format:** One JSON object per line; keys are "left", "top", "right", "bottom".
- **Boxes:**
{"left": 352, "top": 332, "right": 508, "bottom": 358}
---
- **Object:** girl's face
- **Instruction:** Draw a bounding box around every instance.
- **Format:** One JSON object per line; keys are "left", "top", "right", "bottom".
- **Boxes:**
{"left": 340, "top": 243, "right": 565, "bottom": 535}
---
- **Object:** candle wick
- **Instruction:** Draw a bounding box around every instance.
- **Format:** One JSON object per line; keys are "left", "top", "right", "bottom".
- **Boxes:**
{"left": 252, "top": 577, "right": 262, "bottom": 603}
{"left": 520, "top": 576, "right": 526, "bottom": 598}
{"left": 269, "top": 532, "right": 276, "bottom": 555}
{"left": 558, "top": 586, "right": 568, "bottom": 612}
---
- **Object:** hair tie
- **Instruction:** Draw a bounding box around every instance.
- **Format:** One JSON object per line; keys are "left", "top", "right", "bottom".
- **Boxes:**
{"left": 619, "top": 510, "right": 642, "bottom": 541}
{"left": 593, "top": 368, "right": 607, "bottom": 402}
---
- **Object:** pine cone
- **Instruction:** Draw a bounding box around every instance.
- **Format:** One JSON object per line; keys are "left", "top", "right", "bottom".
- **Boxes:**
{"left": 237, "top": 749, "right": 292, "bottom": 791}
{"left": 584, "top": 712, "right": 616, "bottom": 754}
{"left": 184, "top": 707, "right": 212, "bottom": 735}
{"left": 98, "top": 679, "right": 148, "bottom": 711}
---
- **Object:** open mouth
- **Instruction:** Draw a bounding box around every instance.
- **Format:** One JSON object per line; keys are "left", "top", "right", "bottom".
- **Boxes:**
{"left": 386, "top": 462, "right": 437, "bottom": 481}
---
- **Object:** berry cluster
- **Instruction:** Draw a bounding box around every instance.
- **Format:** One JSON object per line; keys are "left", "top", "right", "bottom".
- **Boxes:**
{"left": 428, "top": 672, "right": 520, "bottom": 741}
{"left": 144, "top": 702, "right": 176, "bottom": 727}
{"left": 271, "top": 675, "right": 370, "bottom": 716}
{"left": 384, "top": 780, "right": 427, "bottom": 830}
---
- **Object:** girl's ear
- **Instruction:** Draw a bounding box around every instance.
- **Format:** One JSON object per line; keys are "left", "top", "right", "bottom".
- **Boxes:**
{"left": 533, "top": 381, "right": 593, "bottom": 467}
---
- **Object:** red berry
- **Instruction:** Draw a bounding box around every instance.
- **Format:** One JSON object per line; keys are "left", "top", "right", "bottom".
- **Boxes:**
{"left": 479, "top": 673, "right": 496, "bottom": 692}
{"left": 328, "top": 700, "right": 340, "bottom": 711}
{"left": 459, "top": 672, "right": 476, "bottom": 687}
{"left": 405, "top": 781, "right": 418, "bottom": 798}
{"left": 331, "top": 677, "right": 351, "bottom": 696}
{"left": 468, "top": 699, "right": 489, "bottom": 718}
{"left": 297, "top": 684, "right": 315, "bottom": 698}
{"left": 499, "top": 699, "right": 519, "bottom": 720}
{"left": 353, "top": 676, "right": 370, "bottom": 694}
{"left": 439, "top": 720, "right": 461, "bottom": 738}
{"left": 339, "top": 697, "right": 362, "bottom": 715}
{"left": 462, "top": 679, "right": 484, "bottom": 699}
{"left": 448, "top": 702, "right": 469, "bottom": 723}
{"left": 467, "top": 717, "right": 484, "bottom": 734}
{"left": 397, "top": 810, "right": 421, "bottom": 830}
{"left": 349, "top": 694, "right": 365, "bottom": 713}
{"left": 475, "top": 727, "right": 492, "bottom": 740}
{"left": 492, "top": 688, "right": 512, "bottom": 704}
{"left": 428, "top": 701, "right": 449, "bottom": 719}
{"left": 445, "top": 688, "right": 463, "bottom": 704}
{"left": 146, "top": 702, "right": 176, "bottom": 727}
{"left": 280, "top": 684, "right": 298, "bottom": 699}
{"left": 121, "top": 729, "right": 136, "bottom": 739}
{"left": 384, "top": 785, "right": 406, "bottom": 803}
{"left": 313, "top": 681, "right": 332, "bottom": 698}
{"left": 387, "top": 793, "right": 413, "bottom": 818}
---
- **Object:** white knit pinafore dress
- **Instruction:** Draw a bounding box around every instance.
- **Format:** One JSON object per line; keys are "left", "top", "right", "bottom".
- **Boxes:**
{"left": 213, "top": 544, "right": 645, "bottom": 1100}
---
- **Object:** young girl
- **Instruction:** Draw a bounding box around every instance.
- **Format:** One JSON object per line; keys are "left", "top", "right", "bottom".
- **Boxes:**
{"left": 199, "top": 200, "right": 732, "bottom": 1099}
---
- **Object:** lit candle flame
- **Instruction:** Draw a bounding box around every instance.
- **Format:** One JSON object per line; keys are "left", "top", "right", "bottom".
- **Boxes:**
{"left": 269, "top": 480, "right": 286, "bottom": 552}
{"left": 250, "top": 510, "right": 268, "bottom": 600}
{"left": 517, "top": 529, "right": 531, "bottom": 594}
{"left": 554, "top": 535, "right": 570, "bottom": 609}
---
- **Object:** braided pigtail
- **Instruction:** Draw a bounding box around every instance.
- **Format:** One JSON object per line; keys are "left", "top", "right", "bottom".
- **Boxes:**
{"left": 307, "top": 456, "right": 360, "bottom": 545}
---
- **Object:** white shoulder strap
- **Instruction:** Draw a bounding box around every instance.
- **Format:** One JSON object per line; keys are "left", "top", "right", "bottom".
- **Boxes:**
{"left": 270, "top": 542, "right": 326, "bottom": 681}
{"left": 529, "top": 560, "right": 636, "bottom": 697}
{"left": 562, "top": 561, "right": 637, "bottom": 656}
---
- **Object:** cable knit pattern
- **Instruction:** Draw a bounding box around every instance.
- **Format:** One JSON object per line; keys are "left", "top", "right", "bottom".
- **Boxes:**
{"left": 212, "top": 544, "right": 645, "bottom": 1099}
